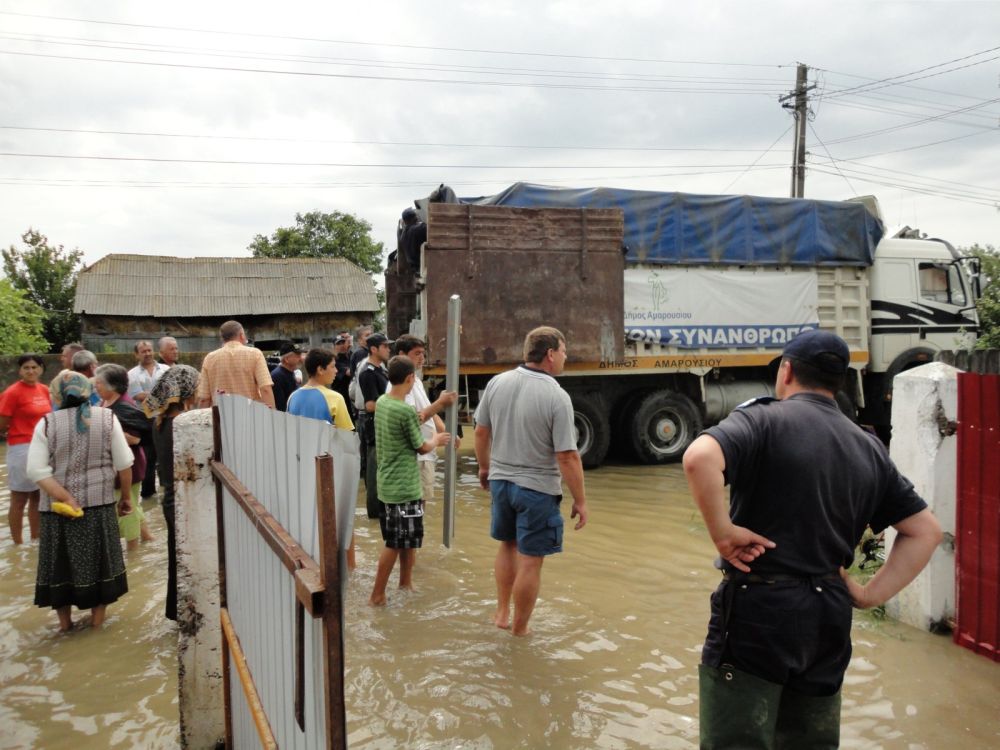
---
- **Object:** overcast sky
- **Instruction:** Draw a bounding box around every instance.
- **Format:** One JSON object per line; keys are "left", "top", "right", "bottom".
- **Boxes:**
{"left": 1, "top": 1, "right": 998, "bottom": 267}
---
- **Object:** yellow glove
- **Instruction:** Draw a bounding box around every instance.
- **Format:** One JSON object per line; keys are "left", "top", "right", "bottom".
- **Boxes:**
{"left": 51, "top": 502, "right": 84, "bottom": 519}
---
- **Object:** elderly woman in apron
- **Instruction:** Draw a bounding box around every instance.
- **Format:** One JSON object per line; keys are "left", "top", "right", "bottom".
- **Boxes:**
{"left": 26, "top": 371, "right": 134, "bottom": 631}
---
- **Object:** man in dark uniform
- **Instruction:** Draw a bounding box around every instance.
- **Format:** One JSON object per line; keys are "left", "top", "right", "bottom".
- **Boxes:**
{"left": 332, "top": 334, "right": 354, "bottom": 417}
{"left": 683, "top": 329, "right": 942, "bottom": 749}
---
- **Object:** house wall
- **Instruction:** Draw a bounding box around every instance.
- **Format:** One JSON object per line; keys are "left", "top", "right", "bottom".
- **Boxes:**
{"left": 80, "top": 312, "right": 374, "bottom": 354}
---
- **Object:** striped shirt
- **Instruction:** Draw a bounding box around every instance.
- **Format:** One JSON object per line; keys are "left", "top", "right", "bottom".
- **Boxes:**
{"left": 196, "top": 341, "right": 273, "bottom": 404}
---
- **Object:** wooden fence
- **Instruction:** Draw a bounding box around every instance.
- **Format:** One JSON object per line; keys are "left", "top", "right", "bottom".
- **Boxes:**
{"left": 212, "top": 395, "right": 360, "bottom": 748}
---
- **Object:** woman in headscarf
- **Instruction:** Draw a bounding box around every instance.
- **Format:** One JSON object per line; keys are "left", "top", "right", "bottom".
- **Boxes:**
{"left": 0, "top": 353, "right": 51, "bottom": 544}
{"left": 26, "top": 370, "right": 134, "bottom": 631}
{"left": 143, "top": 364, "right": 200, "bottom": 621}
{"left": 94, "top": 363, "right": 154, "bottom": 551}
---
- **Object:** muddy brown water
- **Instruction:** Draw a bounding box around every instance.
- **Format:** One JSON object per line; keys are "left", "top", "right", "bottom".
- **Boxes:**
{"left": 2, "top": 445, "right": 998, "bottom": 749}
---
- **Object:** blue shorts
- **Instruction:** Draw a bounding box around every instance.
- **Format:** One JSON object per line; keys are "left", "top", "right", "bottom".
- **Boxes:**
{"left": 489, "top": 480, "right": 563, "bottom": 557}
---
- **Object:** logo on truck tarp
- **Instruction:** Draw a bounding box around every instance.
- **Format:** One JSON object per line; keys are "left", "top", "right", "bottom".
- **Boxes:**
{"left": 624, "top": 268, "right": 820, "bottom": 349}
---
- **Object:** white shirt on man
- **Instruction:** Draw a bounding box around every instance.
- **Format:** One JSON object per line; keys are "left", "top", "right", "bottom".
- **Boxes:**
{"left": 127, "top": 362, "right": 170, "bottom": 399}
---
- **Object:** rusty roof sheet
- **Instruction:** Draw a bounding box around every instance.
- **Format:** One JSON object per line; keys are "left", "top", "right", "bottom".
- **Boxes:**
{"left": 74, "top": 254, "right": 381, "bottom": 316}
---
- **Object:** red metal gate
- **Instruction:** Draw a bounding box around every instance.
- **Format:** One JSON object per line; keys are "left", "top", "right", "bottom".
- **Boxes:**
{"left": 955, "top": 371, "right": 1000, "bottom": 661}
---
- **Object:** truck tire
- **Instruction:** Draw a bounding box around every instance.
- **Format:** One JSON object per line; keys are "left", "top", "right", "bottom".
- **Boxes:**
{"left": 611, "top": 389, "right": 648, "bottom": 461}
{"left": 629, "top": 390, "right": 702, "bottom": 464}
{"left": 570, "top": 395, "right": 611, "bottom": 469}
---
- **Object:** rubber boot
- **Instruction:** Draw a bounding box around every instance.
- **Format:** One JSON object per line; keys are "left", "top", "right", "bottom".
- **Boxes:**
{"left": 699, "top": 663, "right": 782, "bottom": 750}
{"left": 775, "top": 688, "right": 841, "bottom": 749}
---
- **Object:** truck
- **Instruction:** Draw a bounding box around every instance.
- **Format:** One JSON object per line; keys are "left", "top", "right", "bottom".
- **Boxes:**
{"left": 385, "top": 183, "right": 981, "bottom": 468}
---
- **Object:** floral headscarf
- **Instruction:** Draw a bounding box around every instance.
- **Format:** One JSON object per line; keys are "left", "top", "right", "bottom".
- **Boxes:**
{"left": 48, "top": 370, "right": 94, "bottom": 433}
{"left": 143, "top": 365, "right": 200, "bottom": 426}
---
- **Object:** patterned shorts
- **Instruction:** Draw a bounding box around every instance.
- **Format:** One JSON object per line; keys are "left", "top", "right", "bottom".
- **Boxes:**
{"left": 378, "top": 499, "right": 425, "bottom": 549}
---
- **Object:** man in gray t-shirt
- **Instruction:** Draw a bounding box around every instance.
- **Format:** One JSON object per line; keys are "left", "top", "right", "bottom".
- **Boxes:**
{"left": 474, "top": 326, "right": 589, "bottom": 636}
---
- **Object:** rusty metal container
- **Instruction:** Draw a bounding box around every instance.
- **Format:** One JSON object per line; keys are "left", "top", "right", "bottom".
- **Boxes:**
{"left": 420, "top": 203, "right": 625, "bottom": 368}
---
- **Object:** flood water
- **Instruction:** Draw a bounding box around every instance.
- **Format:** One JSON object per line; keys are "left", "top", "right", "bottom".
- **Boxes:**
{"left": 2, "top": 444, "right": 999, "bottom": 749}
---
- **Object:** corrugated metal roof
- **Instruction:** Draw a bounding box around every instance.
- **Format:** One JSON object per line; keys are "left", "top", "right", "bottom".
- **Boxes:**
{"left": 74, "top": 254, "right": 381, "bottom": 316}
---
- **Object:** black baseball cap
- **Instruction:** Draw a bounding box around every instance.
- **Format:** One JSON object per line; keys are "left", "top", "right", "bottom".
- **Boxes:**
{"left": 366, "top": 333, "right": 393, "bottom": 349}
{"left": 279, "top": 342, "right": 303, "bottom": 356}
{"left": 782, "top": 329, "right": 850, "bottom": 374}
{"left": 334, "top": 334, "right": 351, "bottom": 344}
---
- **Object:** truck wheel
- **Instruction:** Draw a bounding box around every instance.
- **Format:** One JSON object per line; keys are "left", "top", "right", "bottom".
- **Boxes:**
{"left": 571, "top": 395, "right": 611, "bottom": 469}
{"left": 629, "top": 391, "right": 702, "bottom": 464}
{"left": 611, "top": 389, "right": 648, "bottom": 461}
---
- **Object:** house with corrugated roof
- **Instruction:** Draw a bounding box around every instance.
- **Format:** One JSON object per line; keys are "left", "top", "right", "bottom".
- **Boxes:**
{"left": 74, "top": 254, "right": 380, "bottom": 353}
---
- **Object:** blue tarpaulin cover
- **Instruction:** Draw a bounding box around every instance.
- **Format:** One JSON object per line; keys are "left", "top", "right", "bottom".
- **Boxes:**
{"left": 460, "top": 183, "right": 883, "bottom": 267}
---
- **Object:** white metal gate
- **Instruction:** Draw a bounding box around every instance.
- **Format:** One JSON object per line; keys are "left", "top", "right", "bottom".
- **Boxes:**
{"left": 212, "top": 395, "right": 360, "bottom": 749}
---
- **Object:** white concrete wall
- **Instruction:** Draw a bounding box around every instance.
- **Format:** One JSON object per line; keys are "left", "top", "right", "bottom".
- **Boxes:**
{"left": 173, "top": 409, "right": 225, "bottom": 749}
{"left": 886, "top": 361, "right": 958, "bottom": 631}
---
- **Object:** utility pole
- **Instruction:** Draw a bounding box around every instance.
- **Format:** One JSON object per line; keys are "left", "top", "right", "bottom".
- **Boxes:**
{"left": 780, "top": 63, "right": 815, "bottom": 198}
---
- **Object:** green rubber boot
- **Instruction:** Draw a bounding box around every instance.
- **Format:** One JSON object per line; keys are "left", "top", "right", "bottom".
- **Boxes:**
{"left": 775, "top": 688, "right": 841, "bottom": 749}
{"left": 699, "top": 663, "right": 783, "bottom": 749}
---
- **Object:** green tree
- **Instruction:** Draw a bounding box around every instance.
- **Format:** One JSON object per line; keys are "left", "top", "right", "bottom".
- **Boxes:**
{"left": 0, "top": 278, "right": 48, "bottom": 354}
{"left": 966, "top": 243, "right": 1000, "bottom": 349}
{"left": 248, "top": 210, "right": 385, "bottom": 275}
{"left": 2, "top": 229, "right": 84, "bottom": 351}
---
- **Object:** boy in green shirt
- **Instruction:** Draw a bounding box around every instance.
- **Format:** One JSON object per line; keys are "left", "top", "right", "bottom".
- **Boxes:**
{"left": 369, "top": 356, "right": 451, "bottom": 606}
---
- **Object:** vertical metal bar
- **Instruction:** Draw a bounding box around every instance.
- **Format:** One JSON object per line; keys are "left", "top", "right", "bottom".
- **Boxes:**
{"left": 294, "top": 561, "right": 305, "bottom": 731}
{"left": 442, "top": 294, "right": 462, "bottom": 547}
{"left": 212, "top": 406, "right": 235, "bottom": 748}
{"left": 315, "top": 454, "right": 347, "bottom": 748}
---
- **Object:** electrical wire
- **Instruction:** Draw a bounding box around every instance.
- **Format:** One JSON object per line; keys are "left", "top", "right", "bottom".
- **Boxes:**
{"left": 720, "top": 124, "right": 793, "bottom": 193}
{"left": 0, "top": 125, "right": 794, "bottom": 154}
{"left": 806, "top": 123, "right": 857, "bottom": 195}
{"left": 0, "top": 49, "right": 787, "bottom": 95}
{"left": 0, "top": 151, "right": 793, "bottom": 170}
{"left": 0, "top": 10, "right": 784, "bottom": 68}
{"left": 813, "top": 46, "right": 1000, "bottom": 101}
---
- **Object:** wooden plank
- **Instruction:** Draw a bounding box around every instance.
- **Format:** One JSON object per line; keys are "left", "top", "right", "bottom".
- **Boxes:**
{"left": 221, "top": 608, "right": 278, "bottom": 750}
{"left": 212, "top": 459, "right": 325, "bottom": 616}
{"left": 315, "top": 454, "right": 347, "bottom": 749}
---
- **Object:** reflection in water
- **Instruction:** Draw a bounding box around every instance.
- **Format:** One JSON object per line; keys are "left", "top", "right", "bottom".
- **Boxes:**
{"left": 2, "top": 448, "right": 999, "bottom": 749}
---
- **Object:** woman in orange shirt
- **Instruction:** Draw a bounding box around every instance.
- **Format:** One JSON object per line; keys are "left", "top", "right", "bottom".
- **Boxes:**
{"left": 0, "top": 354, "right": 52, "bottom": 544}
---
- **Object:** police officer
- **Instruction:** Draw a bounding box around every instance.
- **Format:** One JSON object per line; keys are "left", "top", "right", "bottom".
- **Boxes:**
{"left": 683, "top": 328, "right": 942, "bottom": 749}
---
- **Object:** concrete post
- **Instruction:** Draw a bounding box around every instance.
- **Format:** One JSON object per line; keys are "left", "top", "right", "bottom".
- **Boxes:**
{"left": 173, "top": 409, "right": 225, "bottom": 749}
{"left": 886, "top": 361, "right": 958, "bottom": 631}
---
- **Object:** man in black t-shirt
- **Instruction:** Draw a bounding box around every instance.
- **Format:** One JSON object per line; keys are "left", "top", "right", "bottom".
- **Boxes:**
{"left": 358, "top": 333, "right": 392, "bottom": 518}
{"left": 332, "top": 334, "right": 354, "bottom": 416}
{"left": 683, "top": 329, "right": 942, "bottom": 749}
{"left": 270, "top": 342, "right": 302, "bottom": 412}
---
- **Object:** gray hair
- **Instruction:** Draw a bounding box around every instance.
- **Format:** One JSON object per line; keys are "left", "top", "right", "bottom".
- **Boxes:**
{"left": 71, "top": 349, "right": 98, "bottom": 373}
{"left": 95, "top": 363, "right": 129, "bottom": 395}
{"left": 158, "top": 336, "right": 177, "bottom": 350}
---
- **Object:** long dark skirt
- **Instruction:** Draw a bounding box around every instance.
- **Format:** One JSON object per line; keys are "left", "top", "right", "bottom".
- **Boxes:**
{"left": 35, "top": 503, "right": 128, "bottom": 611}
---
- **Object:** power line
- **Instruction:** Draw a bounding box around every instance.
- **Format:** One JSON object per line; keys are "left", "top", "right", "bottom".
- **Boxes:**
{"left": 0, "top": 151, "right": 790, "bottom": 170}
{"left": 824, "top": 97, "right": 1000, "bottom": 145}
{"left": 807, "top": 123, "right": 857, "bottom": 195}
{"left": 721, "top": 125, "right": 793, "bottom": 193}
{"left": 808, "top": 155, "right": 1000, "bottom": 196}
{"left": 0, "top": 164, "right": 790, "bottom": 189}
{"left": 815, "top": 64, "right": 997, "bottom": 105}
{"left": 839, "top": 129, "right": 998, "bottom": 160}
{"left": 0, "top": 49, "right": 786, "bottom": 95}
{"left": 807, "top": 165, "right": 999, "bottom": 207}
{"left": 0, "top": 10, "right": 784, "bottom": 68}
{"left": 0, "top": 125, "right": 793, "bottom": 154}
{"left": 813, "top": 46, "right": 1000, "bottom": 101}
{"left": 0, "top": 31, "right": 791, "bottom": 86}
